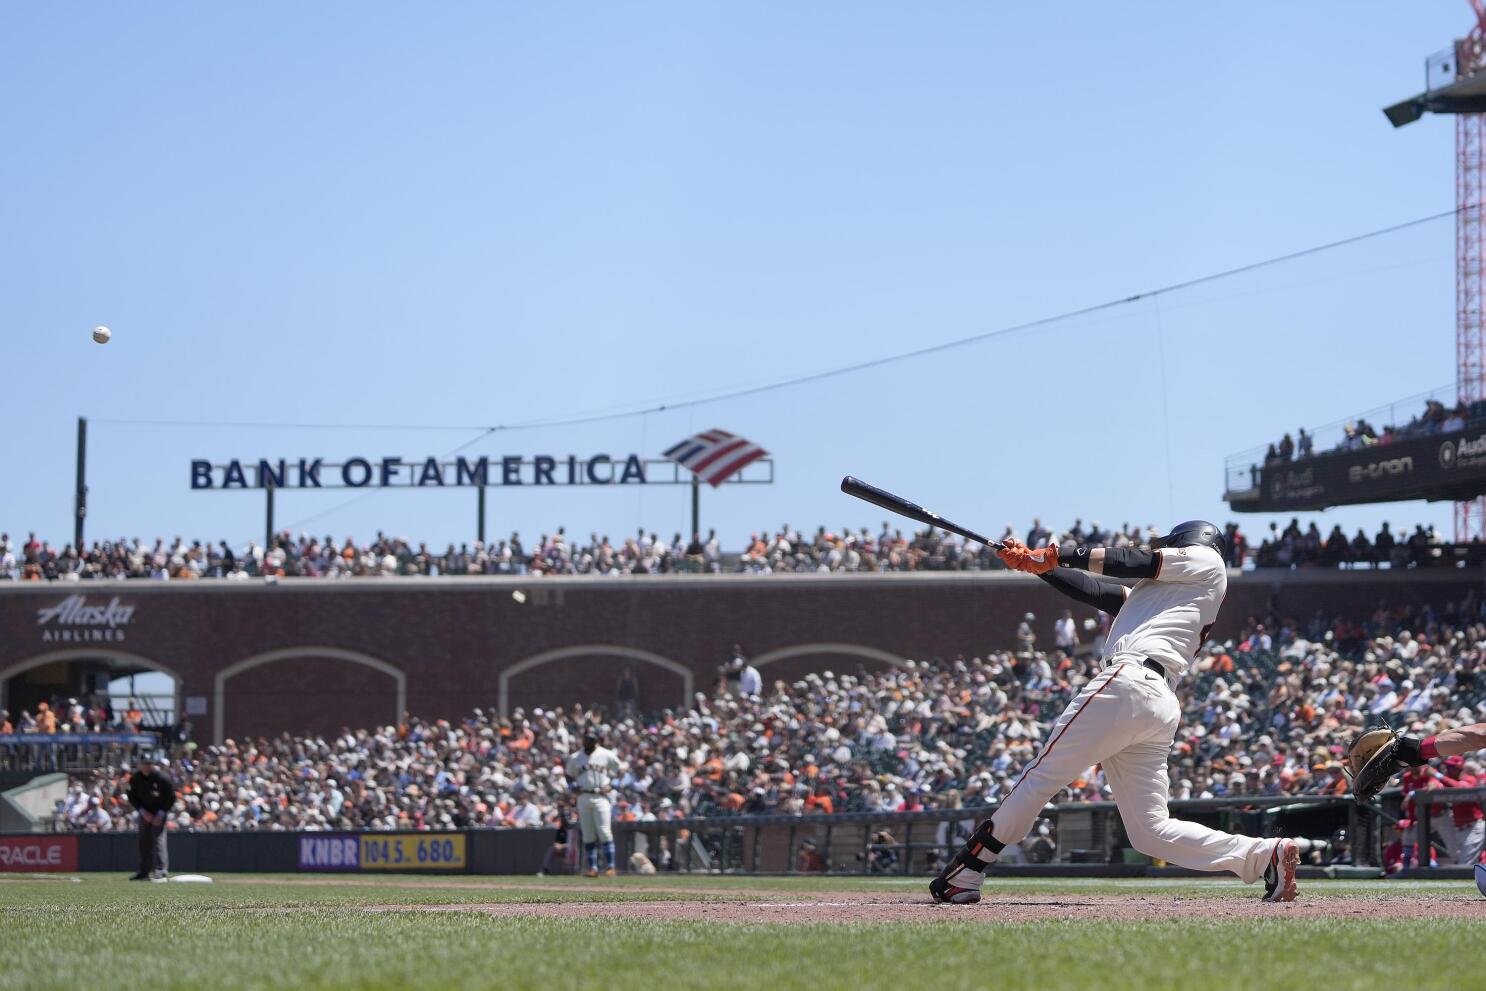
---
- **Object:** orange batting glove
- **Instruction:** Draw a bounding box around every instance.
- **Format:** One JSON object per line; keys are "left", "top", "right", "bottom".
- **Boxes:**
{"left": 998, "top": 539, "right": 1058, "bottom": 575}
{"left": 996, "top": 538, "right": 1029, "bottom": 570}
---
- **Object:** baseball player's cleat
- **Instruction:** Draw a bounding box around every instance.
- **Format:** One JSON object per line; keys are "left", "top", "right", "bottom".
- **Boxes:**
{"left": 1261, "top": 839, "right": 1300, "bottom": 902}
{"left": 603, "top": 868, "right": 617, "bottom": 877}
{"left": 929, "top": 829, "right": 996, "bottom": 905}
{"left": 584, "top": 868, "right": 599, "bottom": 878}
{"left": 928, "top": 874, "right": 981, "bottom": 905}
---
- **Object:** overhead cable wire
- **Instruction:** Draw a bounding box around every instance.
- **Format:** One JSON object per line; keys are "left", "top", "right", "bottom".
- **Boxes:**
{"left": 92, "top": 206, "right": 1459, "bottom": 438}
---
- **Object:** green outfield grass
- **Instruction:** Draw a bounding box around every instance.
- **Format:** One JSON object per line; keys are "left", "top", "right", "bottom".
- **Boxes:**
{"left": 1, "top": 874, "right": 1481, "bottom": 991}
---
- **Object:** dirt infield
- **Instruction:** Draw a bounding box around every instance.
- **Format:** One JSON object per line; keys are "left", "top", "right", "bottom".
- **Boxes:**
{"left": 366, "top": 891, "right": 1486, "bottom": 923}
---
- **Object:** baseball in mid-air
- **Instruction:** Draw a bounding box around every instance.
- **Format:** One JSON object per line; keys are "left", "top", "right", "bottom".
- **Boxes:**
{"left": 92, "top": 325, "right": 111, "bottom": 344}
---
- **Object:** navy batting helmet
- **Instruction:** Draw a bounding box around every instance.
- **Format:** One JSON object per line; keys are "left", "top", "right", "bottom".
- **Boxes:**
{"left": 1150, "top": 520, "right": 1226, "bottom": 559}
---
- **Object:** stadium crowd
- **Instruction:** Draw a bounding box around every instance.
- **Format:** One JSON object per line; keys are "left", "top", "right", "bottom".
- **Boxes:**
{"left": 1260, "top": 396, "right": 1484, "bottom": 467}
{"left": 4, "top": 517, "right": 1478, "bottom": 581}
{"left": 1249, "top": 520, "right": 1486, "bottom": 569}
{"left": 41, "top": 591, "right": 1486, "bottom": 839}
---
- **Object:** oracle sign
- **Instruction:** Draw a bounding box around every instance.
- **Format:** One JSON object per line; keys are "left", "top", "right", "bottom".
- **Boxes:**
{"left": 0, "top": 836, "right": 77, "bottom": 872}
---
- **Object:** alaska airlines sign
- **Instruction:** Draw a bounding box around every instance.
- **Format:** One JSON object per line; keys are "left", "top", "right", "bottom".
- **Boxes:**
{"left": 191, "top": 455, "right": 651, "bottom": 490}
{"left": 36, "top": 595, "right": 135, "bottom": 643}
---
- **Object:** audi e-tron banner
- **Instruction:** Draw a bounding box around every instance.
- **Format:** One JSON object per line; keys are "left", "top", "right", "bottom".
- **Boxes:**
{"left": 1230, "top": 423, "right": 1486, "bottom": 513}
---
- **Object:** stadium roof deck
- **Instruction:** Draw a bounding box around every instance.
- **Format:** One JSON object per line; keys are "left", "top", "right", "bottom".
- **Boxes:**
{"left": 1219, "top": 383, "right": 1486, "bottom": 513}
{"left": 1223, "top": 382, "right": 1458, "bottom": 483}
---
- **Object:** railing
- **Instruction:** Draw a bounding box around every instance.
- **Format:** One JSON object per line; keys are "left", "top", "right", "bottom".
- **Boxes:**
{"left": 615, "top": 792, "right": 1376, "bottom": 875}
{"left": 0, "top": 733, "right": 159, "bottom": 774}
{"left": 1222, "top": 382, "right": 1461, "bottom": 495}
{"left": 1407, "top": 785, "right": 1486, "bottom": 869}
{"left": 1252, "top": 539, "right": 1486, "bottom": 571}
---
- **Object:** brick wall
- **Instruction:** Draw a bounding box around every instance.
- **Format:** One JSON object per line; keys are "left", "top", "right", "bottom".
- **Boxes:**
{"left": 1, "top": 569, "right": 1479, "bottom": 743}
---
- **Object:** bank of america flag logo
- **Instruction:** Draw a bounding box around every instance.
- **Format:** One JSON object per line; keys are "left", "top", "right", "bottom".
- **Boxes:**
{"left": 662, "top": 429, "right": 768, "bottom": 487}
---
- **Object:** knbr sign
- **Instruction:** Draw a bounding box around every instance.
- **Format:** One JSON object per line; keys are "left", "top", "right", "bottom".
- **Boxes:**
{"left": 298, "top": 833, "right": 466, "bottom": 871}
{"left": 0, "top": 835, "right": 77, "bottom": 872}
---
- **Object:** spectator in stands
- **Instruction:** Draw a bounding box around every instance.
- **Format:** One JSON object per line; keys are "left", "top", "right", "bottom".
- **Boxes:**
{"left": 507, "top": 791, "right": 543, "bottom": 828}
{"left": 1054, "top": 609, "right": 1076, "bottom": 655}
{"left": 616, "top": 667, "right": 639, "bottom": 718}
{"left": 1376, "top": 522, "right": 1397, "bottom": 563}
{"left": 1016, "top": 613, "right": 1036, "bottom": 658}
{"left": 1322, "top": 525, "right": 1350, "bottom": 567}
{"left": 736, "top": 655, "right": 762, "bottom": 698}
{"left": 9, "top": 510, "right": 1479, "bottom": 580}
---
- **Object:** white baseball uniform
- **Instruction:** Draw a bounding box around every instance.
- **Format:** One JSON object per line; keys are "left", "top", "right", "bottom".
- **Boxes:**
{"left": 985, "top": 545, "right": 1278, "bottom": 883}
{"left": 565, "top": 745, "right": 623, "bottom": 845}
{"left": 1436, "top": 815, "right": 1486, "bottom": 865}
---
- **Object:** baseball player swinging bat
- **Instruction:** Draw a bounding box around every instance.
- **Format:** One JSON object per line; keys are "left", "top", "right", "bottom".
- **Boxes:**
{"left": 840, "top": 480, "right": 1310, "bottom": 904}
{"left": 839, "top": 476, "right": 1005, "bottom": 549}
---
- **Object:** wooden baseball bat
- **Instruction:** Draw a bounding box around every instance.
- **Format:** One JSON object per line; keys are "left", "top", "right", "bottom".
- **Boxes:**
{"left": 840, "top": 476, "right": 1005, "bottom": 549}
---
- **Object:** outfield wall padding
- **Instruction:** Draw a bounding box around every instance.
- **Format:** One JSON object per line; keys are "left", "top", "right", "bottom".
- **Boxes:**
{"left": 2, "top": 829, "right": 556, "bottom": 875}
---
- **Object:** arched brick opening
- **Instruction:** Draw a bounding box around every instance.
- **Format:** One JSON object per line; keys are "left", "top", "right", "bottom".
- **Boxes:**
{"left": 0, "top": 649, "right": 182, "bottom": 726}
{"left": 499, "top": 646, "right": 692, "bottom": 718}
{"left": 213, "top": 647, "right": 405, "bottom": 744}
{"left": 749, "top": 642, "right": 910, "bottom": 686}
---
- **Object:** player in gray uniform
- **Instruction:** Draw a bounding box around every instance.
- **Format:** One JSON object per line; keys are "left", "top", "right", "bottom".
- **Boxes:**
{"left": 930, "top": 521, "right": 1306, "bottom": 905}
{"left": 564, "top": 730, "right": 625, "bottom": 877}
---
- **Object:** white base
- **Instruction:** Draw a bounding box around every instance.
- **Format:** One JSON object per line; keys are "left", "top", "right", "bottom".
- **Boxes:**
{"left": 166, "top": 874, "right": 213, "bottom": 884}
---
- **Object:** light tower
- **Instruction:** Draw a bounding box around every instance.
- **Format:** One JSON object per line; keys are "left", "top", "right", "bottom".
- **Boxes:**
{"left": 1385, "top": 1, "right": 1486, "bottom": 540}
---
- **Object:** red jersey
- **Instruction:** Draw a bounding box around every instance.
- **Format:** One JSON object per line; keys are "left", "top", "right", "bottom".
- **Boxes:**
{"left": 1434, "top": 772, "right": 1485, "bottom": 828}
{"left": 1400, "top": 767, "right": 1432, "bottom": 797}
{"left": 1400, "top": 768, "right": 1443, "bottom": 817}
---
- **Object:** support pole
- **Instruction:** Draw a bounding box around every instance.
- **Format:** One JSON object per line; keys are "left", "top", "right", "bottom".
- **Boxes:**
{"left": 690, "top": 474, "right": 700, "bottom": 538}
{"left": 265, "top": 481, "right": 275, "bottom": 551}
{"left": 73, "top": 417, "right": 87, "bottom": 552}
{"left": 1458, "top": 108, "right": 1486, "bottom": 540}
{"left": 477, "top": 484, "right": 487, "bottom": 544}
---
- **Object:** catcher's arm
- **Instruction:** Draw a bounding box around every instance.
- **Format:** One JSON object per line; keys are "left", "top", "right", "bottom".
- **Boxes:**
{"left": 1430, "top": 721, "right": 1486, "bottom": 759}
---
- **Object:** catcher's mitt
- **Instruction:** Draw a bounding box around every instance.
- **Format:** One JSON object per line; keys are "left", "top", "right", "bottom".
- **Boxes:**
{"left": 1345, "top": 727, "right": 1415, "bottom": 803}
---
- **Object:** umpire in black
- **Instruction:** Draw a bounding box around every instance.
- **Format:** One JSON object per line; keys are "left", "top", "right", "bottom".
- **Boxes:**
{"left": 126, "top": 752, "right": 175, "bottom": 880}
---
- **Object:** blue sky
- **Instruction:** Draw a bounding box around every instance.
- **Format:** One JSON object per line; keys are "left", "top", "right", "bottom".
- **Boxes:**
{"left": 0, "top": 2, "right": 1473, "bottom": 552}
